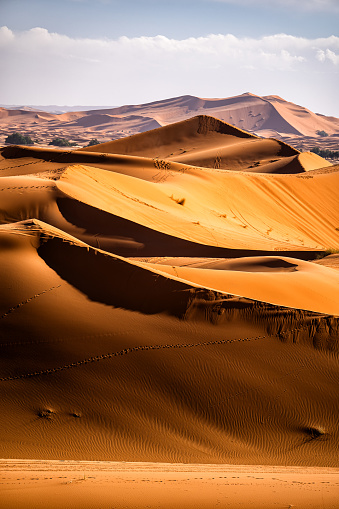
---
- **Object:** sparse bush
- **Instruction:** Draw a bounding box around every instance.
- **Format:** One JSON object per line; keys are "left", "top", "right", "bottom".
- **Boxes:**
{"left": 316, "top": 130, "right": 329, "bottom": 137}
{"left": 5, "top": 132, "right": 34, "bottom": 145}
{"left": 316, "top": 248, "right": 339, "bottom": 260}
{"left": 311, "top": 147, "right": 339, "bottom": 159}
{"left": 86, "top": 138, "right": 99, "bottom": 147}
{"left": 49, "top": 137, "right": 77, "bottom": 147}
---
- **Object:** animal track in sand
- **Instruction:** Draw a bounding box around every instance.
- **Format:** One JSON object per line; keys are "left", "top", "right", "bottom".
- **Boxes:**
{"left": 0, "top": 285, "right": 62, "bottom": 320}
{"left": 0, "top": 319, "right": 332, "bottom": 383}
{"left": 0, "top": 185, "right": 54, "bottom": 191}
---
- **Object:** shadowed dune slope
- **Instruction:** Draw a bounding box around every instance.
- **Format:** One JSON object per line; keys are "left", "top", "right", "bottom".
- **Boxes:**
{"left": 0, "top": 116, "right": 338, "bottom": 467}
{"left": 0, "top": 221, "right": 338, "bottom": 465}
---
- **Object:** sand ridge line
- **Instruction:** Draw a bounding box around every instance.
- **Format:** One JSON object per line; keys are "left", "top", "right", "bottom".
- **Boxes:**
{"left": 0, "top": 149, "right": 75, "bottom": 174}
{"left": 0, "top": 319, "right": 331, "bottom": 382}
{"left": 0, "top": 159, "right": 46, "bottom": 171}
{"left": 0, "top": 185, "right": 55, "bottom": 191}
{"left": 0, "top": 285, "right": 62, "bottom": 320}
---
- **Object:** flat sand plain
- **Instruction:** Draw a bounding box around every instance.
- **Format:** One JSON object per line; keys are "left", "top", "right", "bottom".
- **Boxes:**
{"left": 1, "top": 460, "right": 338, "bottom": 509}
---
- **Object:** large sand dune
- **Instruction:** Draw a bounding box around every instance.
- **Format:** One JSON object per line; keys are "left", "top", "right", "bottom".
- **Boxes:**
{"left": 0, "top": 116, "right": 338, "bottom": 471}
{"left": 83, "top": 114, "right": 333, "bottom": 172}
{"left": 1, "top": 93, "right": 339, "bottom": 152}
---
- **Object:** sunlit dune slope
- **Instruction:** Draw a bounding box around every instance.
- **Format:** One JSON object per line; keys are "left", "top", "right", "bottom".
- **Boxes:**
{"left": 90, "top": 92, "right": 339, "bottom": 136}
{"left": 143, "top": 256, "right": 339, "bottom": 315}
{"left": 82, "top": 114, "right": 258, "bottom": 154}
{"left": 1, "top": 114, "right": 331, "bottom": 176}
{"left": 71, "top": 92, "right": 339, "bottom": 136}
{"left": 81, "top": 115, "right": 332, "bottom": 172}
{"left": 263, "top": 95, "right": 339, "bottom": 136}
{"left": 0, "top": 114, "right": 338, "bottom": 468}
{"left": 0, "top": 159, "right": 338, "bottom": 255}
{"left": 81, "top": 115, "right": 296, "bottom": 171}
{"left": 1, "top": 94, "right": 339, "bottom": 150}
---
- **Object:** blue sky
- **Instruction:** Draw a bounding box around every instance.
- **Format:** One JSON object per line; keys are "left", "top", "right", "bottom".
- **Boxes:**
{"left": 0, "top": 0, "right": 338, "bottom": 115}
{"left": 2, "top": 0, "right": 338, "bottom": 39}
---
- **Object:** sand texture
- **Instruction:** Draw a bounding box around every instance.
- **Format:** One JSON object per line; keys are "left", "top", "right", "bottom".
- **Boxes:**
{"left": 1, "top": 93, "right": 339, "bottom": 161}
{"left": 0, "top": 116, "right": 338, "bottom": 472}
{"left": 1, "top": 460, "right": 338, "bottom": 509}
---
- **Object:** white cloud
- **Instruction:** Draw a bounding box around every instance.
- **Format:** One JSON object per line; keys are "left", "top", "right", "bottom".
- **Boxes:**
{"left": 0, "top": 27, "right": 338, "bottom": 115}
{"left": 0, "top": 26, "right": 15, "bottom": 45}
{"left": 325, "top": 49, "right": 339, "bottom": 65}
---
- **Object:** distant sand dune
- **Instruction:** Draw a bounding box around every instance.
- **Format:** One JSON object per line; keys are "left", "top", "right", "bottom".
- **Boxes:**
{"left": 1, "top": 93, "right": 339, "bottom": 149}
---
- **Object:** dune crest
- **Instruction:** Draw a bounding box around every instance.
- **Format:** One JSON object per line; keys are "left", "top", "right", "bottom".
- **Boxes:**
{"left": 1, "top": 93, "right": 339, "bottom": 151}
{"left": 0, "top": 113, "right": 338, "bottom": 467}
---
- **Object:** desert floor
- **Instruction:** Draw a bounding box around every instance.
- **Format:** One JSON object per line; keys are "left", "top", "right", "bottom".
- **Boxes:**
{"left": 1, "top": 460, "right": 338, "bottom": 509}
{"left": 0, "top": 112, "right": 338, "bottom": 508}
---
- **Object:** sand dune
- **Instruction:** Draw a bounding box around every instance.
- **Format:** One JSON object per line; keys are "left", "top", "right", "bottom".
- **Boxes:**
{"left": 1, "top": 93, "right": 339, "bottom": 150}
{"left": 83, "top": 115, "right": 333, "bottom": 172}
{"left": 0, "top": 219, "right": 338, "bottom": 465}
{"left": 83, "top": 93, "right": 339, "bottom": 137}
{"left": 0, "top": 114, "right": 338, "bottom": 470}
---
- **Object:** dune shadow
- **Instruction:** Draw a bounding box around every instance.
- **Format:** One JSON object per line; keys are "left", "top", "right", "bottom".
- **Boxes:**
{"left": 38, "top": 237, "right": 194, "bottom": 316}
{"left": 56, "top": 197, "right": 321, "bottom": 260}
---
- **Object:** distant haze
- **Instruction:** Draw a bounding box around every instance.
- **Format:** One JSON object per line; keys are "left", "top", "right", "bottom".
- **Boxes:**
{"left": 0, "top": 105, "right": 116, "bottom": 114}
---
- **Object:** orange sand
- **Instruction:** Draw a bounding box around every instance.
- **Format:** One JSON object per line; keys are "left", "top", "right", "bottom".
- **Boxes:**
{"left": 1, "top": 460, "right": 338, "bottom": 509}
{"left": 1, "top": 93, "right": 339, "bottom": 150}
{"left": 0, "top": 114, "right": 338, "bottom": 505}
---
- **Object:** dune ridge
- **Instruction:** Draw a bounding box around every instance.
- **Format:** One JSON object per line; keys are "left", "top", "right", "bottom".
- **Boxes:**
{"left": 1, "top": 93, "right": 339, "bottom": 151}
{"left": 0, "top": 114, "right": 338, "bottom": 468}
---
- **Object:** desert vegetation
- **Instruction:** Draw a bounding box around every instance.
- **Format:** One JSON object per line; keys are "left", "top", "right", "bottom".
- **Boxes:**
{"left": 86, "top": 138, "right": 100, "bottom": 147}
{"left": 311, "top": 146, "right": 339, "bottom": 159}
{"left": 48, "top": 137, "right": 77, "bottom": 147}
{"left": 5, "top": 132, "right": 34, "bottom": 145}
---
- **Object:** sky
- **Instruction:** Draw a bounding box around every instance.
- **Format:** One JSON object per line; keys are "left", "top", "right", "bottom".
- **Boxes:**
{"left": 0, "top": 0, "right": 338, "bottom": 116}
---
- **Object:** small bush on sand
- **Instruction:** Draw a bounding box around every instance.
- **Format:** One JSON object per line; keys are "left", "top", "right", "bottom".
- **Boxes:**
{"left": 86, "top": 138, "right": 99, "bottom": 147}
{"left": 316, "top": 248, "right": 339, "bottom": 260}
{"left": 5, "top": 132, "right": 34, "bottom": 145}
{"left": 311, "top": 147, "right": 339, "bottom": 159}
{"left": 49, "top": 138, "right": 77, "bottom": 147}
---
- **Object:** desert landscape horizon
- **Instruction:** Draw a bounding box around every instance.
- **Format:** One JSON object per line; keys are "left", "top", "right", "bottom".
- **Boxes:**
{"left": 1, "top": 92, "right": 339, "bottom": 165}
{"left": 0, "top": 106, "right": 338, "bottom": 507}
{"left": 1, "top": 0, "right": 338, "bottom": 506}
